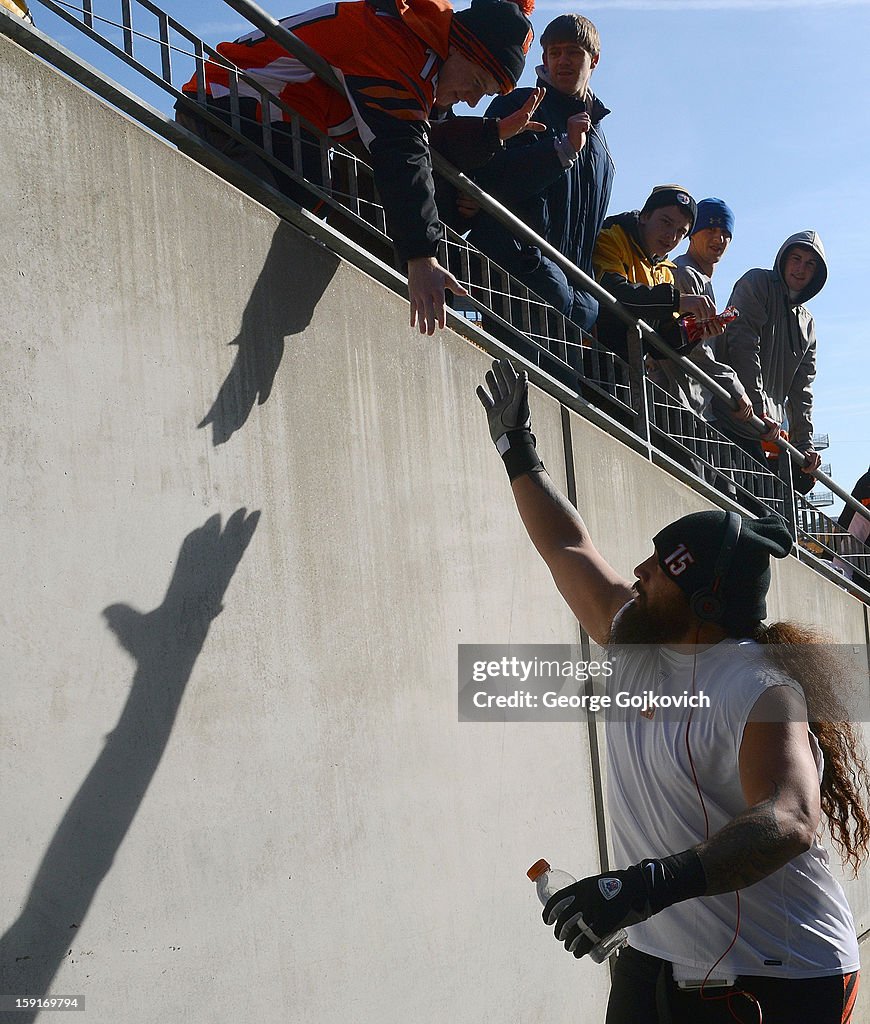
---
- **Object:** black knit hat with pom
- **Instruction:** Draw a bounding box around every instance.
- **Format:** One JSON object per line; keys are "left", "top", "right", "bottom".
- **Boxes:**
{"left": 451, "top": 0, "right": 535, "bottom": 94}
{"left": 654, "top": 511, "right": 793, "bottom": 633}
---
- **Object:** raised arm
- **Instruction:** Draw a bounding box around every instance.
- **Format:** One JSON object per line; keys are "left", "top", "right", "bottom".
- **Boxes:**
{"left": 477, "top": 359, "right": 633, "bottom": 644}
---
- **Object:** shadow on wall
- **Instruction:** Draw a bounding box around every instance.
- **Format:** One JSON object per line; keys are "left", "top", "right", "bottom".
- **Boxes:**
{"left": 0, "top": 510, "right": 260, "bottom": 1018}
{"left": 199, "top": 221, "right": 340, "bottom": 446}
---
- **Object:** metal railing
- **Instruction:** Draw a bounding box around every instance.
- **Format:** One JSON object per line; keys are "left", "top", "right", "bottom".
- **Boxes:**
{"left": 7, "top": 0, "right": 870, "bottom": 600}
{"left": 645, "top": 380, "right": 790, "bottom": 521}
{"left": 797, "top": 498, "right": 870, "bottom": 590}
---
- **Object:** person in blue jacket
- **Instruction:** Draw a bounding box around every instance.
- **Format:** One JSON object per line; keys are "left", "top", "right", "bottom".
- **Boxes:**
{"left": 463, "top": 13, "right": 614, "bottom": 335}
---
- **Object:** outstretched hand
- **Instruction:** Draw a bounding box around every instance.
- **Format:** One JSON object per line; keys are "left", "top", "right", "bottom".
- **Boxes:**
{"left": 497, "top": 87, "right": 546, "bottom": 141}
{"left": 476, "top": 358, "right": 531, "bottom": 445}
{"left": 407, "top": 256, "right": 468, "bottom": 335}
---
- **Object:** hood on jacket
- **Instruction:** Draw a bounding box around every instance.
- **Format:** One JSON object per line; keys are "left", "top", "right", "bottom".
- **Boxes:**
{"left": 774, "top": 230, "right": 827, "bottom": 305}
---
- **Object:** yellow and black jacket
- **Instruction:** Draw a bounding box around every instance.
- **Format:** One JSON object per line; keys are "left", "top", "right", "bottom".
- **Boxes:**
{"left": 1, "top": 0, "right": 33, "bottom": 21}
{"left": 592, "top": 210, "right": 681, "bottom": 360}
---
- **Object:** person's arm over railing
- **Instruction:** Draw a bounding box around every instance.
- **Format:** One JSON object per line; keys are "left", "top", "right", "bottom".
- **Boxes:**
{"left": 687, "top": 341, "right": 753, "bottom": 422}
{"left": 218, "top": 0, "right": 469, "bottom": 337}
{"left": 785, "top": 331, "right": 817, "bottom": 455}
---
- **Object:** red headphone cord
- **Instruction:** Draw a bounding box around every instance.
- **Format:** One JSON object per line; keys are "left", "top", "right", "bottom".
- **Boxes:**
{"left": 685, "top": 634, "right": 762, "bottom": 1024}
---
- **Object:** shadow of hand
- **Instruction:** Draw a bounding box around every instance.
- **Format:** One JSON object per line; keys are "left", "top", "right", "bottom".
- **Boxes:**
{"left": 196, "top": 223, "right": 339, "bottom": 446}
{"left": 0, "top": 510, "right": 260, "bottom": 1010}
{"left": 198, "top": 332, "right": 284, "bottom": 446}
{"left": 103, "top": 509, "right": 260, "bottom": 656}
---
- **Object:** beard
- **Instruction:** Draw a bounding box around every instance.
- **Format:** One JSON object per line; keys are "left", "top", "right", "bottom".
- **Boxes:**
{"left": 609, "top": 591, "right": 693, "bottom": 646}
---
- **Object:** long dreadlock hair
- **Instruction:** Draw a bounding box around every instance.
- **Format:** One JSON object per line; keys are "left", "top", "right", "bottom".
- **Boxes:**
{"left": 746, "top": 621, "right": 870, "bottom": 876}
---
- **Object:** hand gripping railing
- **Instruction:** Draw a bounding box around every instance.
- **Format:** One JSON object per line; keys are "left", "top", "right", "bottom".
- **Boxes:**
{"left": 216, "top": 0, "right": 870, "bottom": 534}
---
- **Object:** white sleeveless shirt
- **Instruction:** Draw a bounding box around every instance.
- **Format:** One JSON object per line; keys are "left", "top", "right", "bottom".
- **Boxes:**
{"left": 606, "top": 638, "right": 859, "bottom": 978}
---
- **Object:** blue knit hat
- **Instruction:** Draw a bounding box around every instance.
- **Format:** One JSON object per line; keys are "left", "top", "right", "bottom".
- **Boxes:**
{"left": 692, "top": 198, "right": 734, "bottom": 237}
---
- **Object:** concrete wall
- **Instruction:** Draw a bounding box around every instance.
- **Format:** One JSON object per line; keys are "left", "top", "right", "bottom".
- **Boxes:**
{"left": 1, "top": 31, "right": 868, "bottom": 1023}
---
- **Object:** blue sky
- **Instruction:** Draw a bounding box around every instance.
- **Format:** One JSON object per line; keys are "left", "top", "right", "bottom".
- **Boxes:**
{"left": 29, "top": 0, "right": 869, "bottom": 513}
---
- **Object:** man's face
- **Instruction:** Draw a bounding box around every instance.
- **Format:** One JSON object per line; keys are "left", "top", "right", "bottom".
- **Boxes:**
{"left": 689, "top": 226, "right": 731, "bottom": 267}
{"left": 435, "top": 53, "right": 500, "bottom": 108}
{"left": 782, "top": 245, "right": 819, "bottom": 293}
{"left": 639, "top": 206, "right": 693, "bottom": 260}
{"left": 542, "top": 41, "right": 598, "bottom": 97}
{"left": 609, "top": 552, "right": 694, "bottom": 645}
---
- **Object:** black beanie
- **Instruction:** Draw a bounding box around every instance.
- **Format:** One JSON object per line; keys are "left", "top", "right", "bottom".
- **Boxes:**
{"left": 640, "top": 184, "right": 697, "bottom": 233}
{"left": 451, "top": 0, "right": 535, "bottom": 94}
{"left": 653, "top": 511, "right": 793, "bottom": 632}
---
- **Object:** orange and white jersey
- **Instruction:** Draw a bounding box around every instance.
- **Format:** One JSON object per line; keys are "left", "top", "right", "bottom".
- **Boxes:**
{"left": 183, "top": 0, "right": 450, "bottom": 146}
{"left": 182, "top": 0, "right": 481, "bottom": 263}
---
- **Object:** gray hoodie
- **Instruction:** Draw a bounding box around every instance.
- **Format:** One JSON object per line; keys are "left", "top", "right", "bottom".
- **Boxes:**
{"left": 714, "top": 230, "right": 827, "bottom": 450}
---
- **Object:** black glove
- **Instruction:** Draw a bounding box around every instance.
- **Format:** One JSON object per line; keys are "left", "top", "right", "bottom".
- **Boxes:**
{"left": 476, "top": 359, "right": 542, "bottom": 481}
{"left": 543, "top": 850, "right": 707, "bottom": 959}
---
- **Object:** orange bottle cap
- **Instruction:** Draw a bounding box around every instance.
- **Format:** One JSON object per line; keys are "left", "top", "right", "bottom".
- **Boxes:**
{"left": 527, "top": 859, "right": 550, "bottom": 881}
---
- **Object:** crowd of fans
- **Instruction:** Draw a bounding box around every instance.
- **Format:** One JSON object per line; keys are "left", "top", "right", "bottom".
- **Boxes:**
{"left": 12, "top": 0, "right": 859, "bottom": 539}
{"left": 176, "top": 0, "right": 831, "bottom": 510}
{"left": 453, "top": 12, "right": 826, "bottom": 505}
{"left": 8, "top": 0, "right": 868, "bottom": 584}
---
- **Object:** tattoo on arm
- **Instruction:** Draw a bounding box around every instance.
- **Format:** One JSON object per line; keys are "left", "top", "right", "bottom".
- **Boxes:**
{"left": 697, "top": 784, "right": 809, "bottom": 894}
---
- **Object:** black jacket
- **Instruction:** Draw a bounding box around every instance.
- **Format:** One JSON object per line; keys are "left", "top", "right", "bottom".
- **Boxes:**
{"left": 469, "top": 76, "right": 614, "bottom": 328}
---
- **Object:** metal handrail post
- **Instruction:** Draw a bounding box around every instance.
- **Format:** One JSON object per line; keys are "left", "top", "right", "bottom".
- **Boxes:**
{"left": 777, "top": 447, "right": 799, "bottom": 542}
{"left": 626, "top": 325, "right": 650, "bottom": 453}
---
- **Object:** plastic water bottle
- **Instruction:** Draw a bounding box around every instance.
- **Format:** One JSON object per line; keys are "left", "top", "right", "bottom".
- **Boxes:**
{"left": 527, "top": 859, "right": 627, "bottom": 963}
